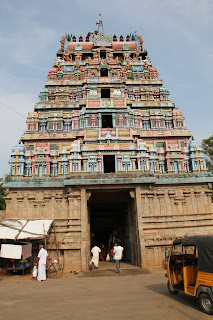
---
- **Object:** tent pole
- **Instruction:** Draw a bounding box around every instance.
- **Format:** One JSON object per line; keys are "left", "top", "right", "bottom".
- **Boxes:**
{"left": 54, "top": 223, "right": 59, "bottom": 261}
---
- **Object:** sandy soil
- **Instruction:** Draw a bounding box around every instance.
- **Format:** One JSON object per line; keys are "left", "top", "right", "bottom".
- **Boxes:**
{"left": 0, "top": 263, "right": 211, "bottom": 320}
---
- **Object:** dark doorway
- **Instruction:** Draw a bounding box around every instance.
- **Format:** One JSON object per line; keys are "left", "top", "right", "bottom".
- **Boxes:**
{"left": 101, "top": 88, "right": 110, "bottom": 98}
{"left": 100, "top": 68, "right": 108, "bottom": 77}
{"left": 89, "top": 191, "right": 132, "bottom": 262}
{"left": 100, "top": 50, "right": 106, "bottom": 59}
{"left": 103, "top": 155, "right": 115, "bottom": 173}
{"left": 102, "top": 114, "right": 113, "bottom": 128}
{"left": 88, "top": 190, "right": 141, "bottom": 266}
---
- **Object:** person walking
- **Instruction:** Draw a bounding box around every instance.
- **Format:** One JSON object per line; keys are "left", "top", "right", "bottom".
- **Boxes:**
{"left": 113, "top": 242, "right": 124, "bottom": 273}
{"left": 37, "top": 244, "right": 48, "bottom": 281}
{"left": 91, "top": 244, "right": 101, "bottom": 269}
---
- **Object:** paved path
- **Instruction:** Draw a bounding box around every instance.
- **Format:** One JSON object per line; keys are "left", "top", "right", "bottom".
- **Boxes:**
{"left": 0, "top": 271, "right": 211, "bottom": 320}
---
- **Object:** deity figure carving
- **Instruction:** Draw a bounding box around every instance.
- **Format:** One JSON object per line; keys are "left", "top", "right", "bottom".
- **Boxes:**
{"left": 74, "top": 61, "right": 80, "bottom": 71}
{"left": 143, "top": 62, "right": 149, "bottom": 70}
{"left": 118, "top": 115, "right": 124, "bottom": 126}
{"left": 137, "top": 35, "right": 143, "bottom": 50}
{"left": 64, "top": 49, "right": 72, "bottom": 61}
{"left": 107, "top": 50, "right": 113, "bottom": 60}
{"left": 115, "top": 56, "right": 119, "bottom": 64}
{"left": 57, "top": 64, "right": 63, "bottom": 72}
{"left": 60, "top": 36, "right": 65, "bottom": 51}
{"left": 93, "top": 50, "right": 99, "bottom": 59}
{"left": 149, "top": 66, "right": 159, "bottom": 79}
{"left": 126, "top": 62, "right": 132, "bottom": 71}
{"left": 123, "top": 51, "right": 131, "bottom": 61}
{"left": 91, "top": 69, "right": 97, "bottom": 77}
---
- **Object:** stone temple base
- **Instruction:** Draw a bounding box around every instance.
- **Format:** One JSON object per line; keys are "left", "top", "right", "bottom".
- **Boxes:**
{"left": 3, "top": 173, "right": 213, "bottom": 272}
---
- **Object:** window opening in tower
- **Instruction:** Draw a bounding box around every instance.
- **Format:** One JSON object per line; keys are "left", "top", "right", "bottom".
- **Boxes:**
{"left": 100, "top": 50, "right": 106, "bottom": 59}
{"left": 103, "top": 155, "right": 115, "bottom": 173}
{"left": 102, "top": 114, "right": 113, "bottom": 128}
{"left": 100, "top": 68, "right": 108, "bottom": 77}
{"left": 101, "top": 88, "right": 110, "bottom": 98}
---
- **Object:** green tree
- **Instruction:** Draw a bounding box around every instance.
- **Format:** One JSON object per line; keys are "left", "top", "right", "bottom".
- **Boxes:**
{"left": 0, "top": 182, "right": 5, "bottom": 210}
{"left": 0, "top": 174, "right": 11, "bottom": 210}
{"left": 202, "top": 135, "right": 213, "bottom": 172}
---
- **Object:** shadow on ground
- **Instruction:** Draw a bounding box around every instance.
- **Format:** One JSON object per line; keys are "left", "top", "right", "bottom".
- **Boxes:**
{"left": 82, "top": 261, "right": 151, "bottom": 277}
{"left": 82, "top": 267, "right": 150, "bottom": 277}
{"left": 146, "top": 283, "right": 200, "bottom": 313}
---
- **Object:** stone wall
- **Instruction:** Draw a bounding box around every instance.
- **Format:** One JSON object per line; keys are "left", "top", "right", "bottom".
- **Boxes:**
{"left": 0, "top": 210, "right": 6, "bottom": 219}
{"left": 135, "top": 184, "right": 213, "bottom": 268}
{"left": 3, "top": 175, "right": 213, "bottom": 271}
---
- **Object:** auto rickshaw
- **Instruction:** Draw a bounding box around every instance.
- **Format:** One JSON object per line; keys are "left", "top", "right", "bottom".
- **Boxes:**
{"left": 167, "top": 236, "right": 213, "bottom": 315}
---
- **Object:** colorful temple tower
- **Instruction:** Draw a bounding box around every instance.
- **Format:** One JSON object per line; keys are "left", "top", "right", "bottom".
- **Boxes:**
{"left": 4, "top": 20, "right": 213, "bottom": 271}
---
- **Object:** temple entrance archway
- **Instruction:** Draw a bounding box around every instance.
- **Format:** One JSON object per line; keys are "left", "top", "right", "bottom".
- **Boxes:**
{"left": 88, "top": 189, "right": 141, "bottom": 266}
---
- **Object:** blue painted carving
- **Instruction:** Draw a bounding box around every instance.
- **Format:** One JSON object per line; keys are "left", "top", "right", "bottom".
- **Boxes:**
{"left": 9, "top": 144, "right": 25, "bottom": 176}
{"left": 87, "top": 156, "right": 98, "bottom": 174}
{"left": 149, "top": 146, "right": 156, "bottom": 173}
{"left": 121, "top": 155, "right": 132, "bottom": 172}
{"left": 39, "top": 88, "right": 48, "bottom": 102}
{"left": 61, "top": 148, "right": 68, "bottom": 175}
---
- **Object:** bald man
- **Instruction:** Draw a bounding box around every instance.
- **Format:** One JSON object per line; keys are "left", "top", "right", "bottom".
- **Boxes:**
{"left": 37, "top": 245, "right": 48, "bottom": 281}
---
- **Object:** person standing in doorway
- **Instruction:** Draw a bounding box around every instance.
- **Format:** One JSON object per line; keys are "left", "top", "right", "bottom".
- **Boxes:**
{"left": 113, "top": 242, "right": 124, "bottom": 273}
{"left": 100, "top": 244, "right": 106, "bottom": 261}
{"left": 37, "top": 244, "right": 48, "bottom": 281}
{"left": 91, "top": 244, "right": 101, "bottom": 269}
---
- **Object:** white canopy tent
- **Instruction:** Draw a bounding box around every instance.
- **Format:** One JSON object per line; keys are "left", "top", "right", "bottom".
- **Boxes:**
{"left": 0, "top": 220, "right": 53, "bottom": 240}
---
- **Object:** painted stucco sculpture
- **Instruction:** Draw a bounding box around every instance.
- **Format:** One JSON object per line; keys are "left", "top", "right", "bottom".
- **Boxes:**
{"left": 8, "top": 28, "right": 207, "bottom": 177}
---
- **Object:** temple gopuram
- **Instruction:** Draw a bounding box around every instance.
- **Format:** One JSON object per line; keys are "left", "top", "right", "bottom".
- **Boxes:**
{"left": 4, "top": 19, "right": 213, "bottom": 271}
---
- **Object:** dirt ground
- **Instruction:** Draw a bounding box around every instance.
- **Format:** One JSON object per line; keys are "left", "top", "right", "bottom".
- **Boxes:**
{"left": 0, "top": 263, "right": 211, "bottom": 320}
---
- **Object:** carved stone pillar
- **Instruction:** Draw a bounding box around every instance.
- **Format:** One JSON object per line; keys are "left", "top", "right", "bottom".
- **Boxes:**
{"left": 134, "top": 186, "right": 143, "bottom": 267}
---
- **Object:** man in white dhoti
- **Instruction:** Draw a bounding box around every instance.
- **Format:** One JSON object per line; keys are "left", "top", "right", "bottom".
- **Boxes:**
{"left": 37, "top": 245, "right": 48, "bottom": 281}
{"left": 91, "top": 245, "right": 101, "bottom": 269}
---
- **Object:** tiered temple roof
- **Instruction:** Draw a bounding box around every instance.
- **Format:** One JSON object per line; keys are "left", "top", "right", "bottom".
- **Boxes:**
{"left": 9, "top": 25, "right": 207, "bottom": 177}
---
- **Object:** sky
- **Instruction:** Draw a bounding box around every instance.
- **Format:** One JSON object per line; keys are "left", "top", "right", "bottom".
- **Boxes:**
{"left": 0, "top": 0, "right": 212, "bottom": 177}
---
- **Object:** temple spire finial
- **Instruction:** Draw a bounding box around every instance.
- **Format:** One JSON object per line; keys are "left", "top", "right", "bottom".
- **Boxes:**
{"left": 96, "top": 13, "right": 104, "bottom": 34}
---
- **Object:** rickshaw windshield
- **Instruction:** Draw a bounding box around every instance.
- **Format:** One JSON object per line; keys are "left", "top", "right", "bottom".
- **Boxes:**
{"left": 171, "top": 244, "right": 182, "bottom": 255}
{"left": 171, "top": 244, "right": 196, "bottom": 258}
{"left": 173, "top": 236, "right": 213, "bottom": 273}
{"left": 183, "top": 245, "right": 197, "bottom": 256}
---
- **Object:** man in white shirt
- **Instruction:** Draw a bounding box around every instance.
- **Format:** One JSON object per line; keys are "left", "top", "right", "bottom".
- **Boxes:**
{"left": 113, "top": 242, "right": 124, "bottom": 273}
{"left": 37, "top": 245, "right": 48, "bottom": 281}
{"left": 91, "top": 245, "right": 101, "bottom": 269}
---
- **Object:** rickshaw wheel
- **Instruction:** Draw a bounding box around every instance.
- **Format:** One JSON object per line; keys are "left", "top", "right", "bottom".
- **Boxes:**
{"left": 167, "top": 281, "right": 179, "bottom": 294}
{"left": 199, "top": 293, "right": 213, "bottom": 315}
